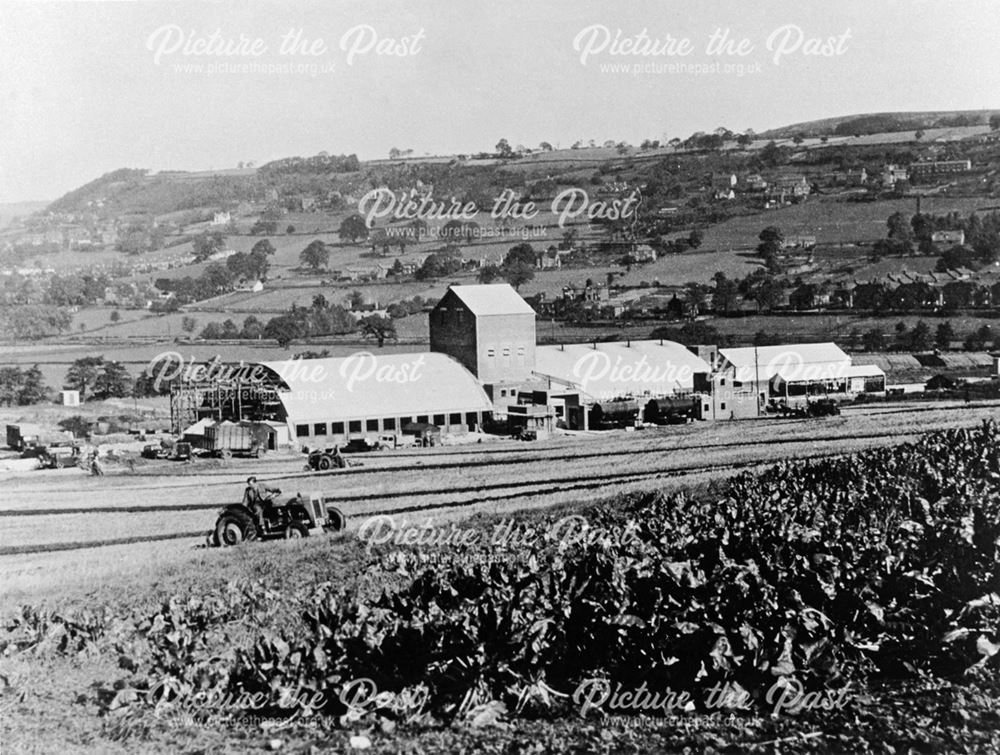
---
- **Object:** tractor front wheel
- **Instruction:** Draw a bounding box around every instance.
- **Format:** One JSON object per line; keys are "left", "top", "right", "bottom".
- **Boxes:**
{"left": 317, "top": 455, "right": 333, "bottom": 471}
{"left": 284, "top": 523, "right": 308, "bottom": 540}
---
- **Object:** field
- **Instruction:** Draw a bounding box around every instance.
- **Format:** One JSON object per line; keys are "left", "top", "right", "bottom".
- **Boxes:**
{"left": 1, "top": 399, "right": 996, "bottom": 609}
{"left": 3, "top": 400, "right": 1000, "bottom": 752}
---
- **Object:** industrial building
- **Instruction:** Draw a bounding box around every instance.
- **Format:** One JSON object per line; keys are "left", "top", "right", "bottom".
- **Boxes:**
{"left": 718, "top": 343, "right": 886, "bottom": 403}
{"left": 429, "top": 284, "right": 536, "bottom": 404}
{"left": 257, "top": 353, "right": 494, "bottom": 445}
{"left": 533, "top": 340, "right": 712, "bottom": 400}
{"left": 169, "top": 284, "right": 890, "bottom": 446}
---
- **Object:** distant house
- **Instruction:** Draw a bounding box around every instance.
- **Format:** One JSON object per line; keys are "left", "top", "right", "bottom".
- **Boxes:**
{"left": 211, "top": 211, "right": 231, "bottom": 226}
{"left": 630, "top": 244, "right": 658, "bottom": 263}
{"left": 713, "top": 188, "right": 736, "bottom": 201}
{"left": 882, "top": 164, "right": 909, "bottom": 186}
{"left": 766, "top": 175, "right": 810, "bottom": 201}
{"left": 931, "top": 229, "right": 966, "bottom": 245}
{"left": 711, "top": 173, "right": 737, "bottom": 190}
{"left": 535, "top": 247, "right": 562, "bottom": 270}
{"left": 909, "top": 159, "right": 972, "bottom": 177}
{"left": 781, "top": 235, "right": 817, "bottom": 249}
{"left": 742, "top": 174, "right": 768, "bottom": 191}
{"left": 831, "top": 168, "right": 867, "bottom": 186}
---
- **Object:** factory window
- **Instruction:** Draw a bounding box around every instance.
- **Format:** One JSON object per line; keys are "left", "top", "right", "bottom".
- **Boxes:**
{"left": 295, "top": 424, "right": 309, "bottom": 438}
{"left": 417, "top": 415, "right": 428, "bottom": 424}
{"left": 331, "top": 422, "right": 345, "bottom": 435}
{"left": 449, "top": 413, "right": 461, "bottom": 425}
{"left": 720, "top": 402, "right": 727, "bottom": 411}
{"left": 465, "top": 412, "right": 478, "bottom": 427}
{"left": 366, "top": 419, "right": 379, "bottom": 432}
{"left": 720, "top": 378, "right": 726, "bottom": 386}
{"left": 433, "top": 414, "right": 445, "bottom": 426}
{"left": 517, "top": 346, "right": 526, "bottom": 365}
{"left": 349, "top": 420, "right": 362, "bottom": 433}
{"left": 314, "top": 423, "right": 327, "bottom": 435}
{"left": 486, "top": 348, "right": 496, "bottom": 360}
{"left": 400, "top": 416, "right": 412, "bottom": 427}
{"left": 383, "top": 417, "right": 396, "bottom": 430}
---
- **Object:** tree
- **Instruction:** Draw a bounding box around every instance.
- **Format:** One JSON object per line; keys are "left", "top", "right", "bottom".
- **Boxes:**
{"left": 908, "top": 320, "right": 932, "bottom": 352}
{"left": 93, "top": 361, "right": 132, "bottom": 400}
{"left": 390, "top": 258, "right": 404, "bottom": 277}
{"left": 286, "top": 225, "right": 296, "bottom": 234}
{"left": 300, "top": 240, "right": 329, "bottom": 271}
{"left": 501, "top": 243, "right": 536, "bottom": 290}
{"left": 192, "top": 231, "right": 226, "bottom": 262}
{"left": 18, "top": 365, "right": 47, "bottom": 405}
{"left": 263, "top": 314, "right": 305, "bottom": 349}
{"left": 241, "top": 315, "right": 263, "bottom": 340}
{"left": 65, "top": 356, "right": 104, "bottom": 401}
{"left": 251, "top": 239, "right": 276, "bottom": 256}
{"left": 495, "top": 138, "right": 513, "bottom": 158}
{"left": 0, "top": 367, "right": 23, "bottom": 406}
{"left": 935, "top": 321, "right": 956, "bottom": 350}
{"left": 347, "top": 289, "right": 366, "bottom": 310}
{"left": 359, "top": 314, "right": 397, "bottom": 348}
{"left": 711, "top": 272, "right": 739, "bottom": 314}
{"left": 539, "top": 141, "right": 553, "bottom": 152}
{"left": 789, "top": 283, "right": 817, "bottom": 310}
{"left": 415, "top": 251, "right": 463, "bottom": 280}
{"left": 477, "top": 264, "right": 503, "bottom": 284}
{"left": 338, "top": 214, "right": 369, "bottom": 244}
{"left": 991, "top": 114, "right": 1000, "bottom": 131}
{"left": 862, "top": 328, "right": 885, "bottom": 352}
{"left": 109, "top": 310, "right": 121, "bottom": 323}
{"left": 199, "top": 321, "right": 224, "bottom": 339}
{"left": 757, "top": 226, "right": 784, "bottom": 263}
{"left": 181, "top": 315, "right": 197, "bottom": 334}
{"left": 687, "top": 229, "right": 704, "bottom": 249}
{"left": 886, "top": 211, "right": 912, "bottom": 241}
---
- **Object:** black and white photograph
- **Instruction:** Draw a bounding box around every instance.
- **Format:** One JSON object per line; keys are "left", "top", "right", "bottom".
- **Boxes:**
{"left": 2, "top": 1, "right": 1000, "bottom": 751}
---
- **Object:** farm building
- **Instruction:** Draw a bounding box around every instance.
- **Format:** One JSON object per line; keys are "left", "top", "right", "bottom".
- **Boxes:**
{"left": 533, "top": 340, "right": 712, "bottom": 402}
{"left": 256, "top": 353, "right": 494, "bottom": 445}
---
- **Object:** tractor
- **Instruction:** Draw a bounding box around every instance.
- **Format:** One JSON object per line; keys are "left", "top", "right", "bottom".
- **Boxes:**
{"left": 211, "top": 491, "right": 347, "bottom": 546}
{"left": 305, "top": 447, "right": 348, "bottom": 471}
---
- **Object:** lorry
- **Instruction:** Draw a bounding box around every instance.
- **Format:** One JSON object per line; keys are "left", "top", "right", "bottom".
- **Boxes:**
{"left": 203, "top": 422, "right": 269, "bottom": 458}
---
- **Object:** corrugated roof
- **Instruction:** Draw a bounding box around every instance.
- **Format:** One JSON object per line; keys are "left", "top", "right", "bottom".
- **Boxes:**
{"left": 721, "top": 343, "right": 851, "bottom": 383}
{"left": 445, "top": 284, "right": 536, "bottom": 316}
{"left": 259, "top": 353, "right": 493, "bottom": 422}
{"left": 845, "top": 364, "right": 886, "bottom": 378}
{"left": 534, "top": 340, "right": 711, "bottom": 400}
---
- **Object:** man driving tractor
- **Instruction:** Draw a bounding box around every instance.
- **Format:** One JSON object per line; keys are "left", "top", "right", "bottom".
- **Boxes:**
{"left": 243, "top": 476, "right": 281, "bottom": 531}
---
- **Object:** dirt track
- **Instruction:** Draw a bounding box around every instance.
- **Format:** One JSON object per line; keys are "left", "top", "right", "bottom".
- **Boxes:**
{"left": 1, "top": 400, "right": 997, "bottom": 606}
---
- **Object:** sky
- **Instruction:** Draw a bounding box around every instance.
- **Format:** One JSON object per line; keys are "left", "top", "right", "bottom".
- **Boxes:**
{"left": 1, "top": 0, "right": 999, "bottom": 204}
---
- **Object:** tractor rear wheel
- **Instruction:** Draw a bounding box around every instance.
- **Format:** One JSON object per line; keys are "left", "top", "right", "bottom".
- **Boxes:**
{"left": 317, "top": 454, "right": 333, "bottom": 471}
{"left": 324, "top": 506, "right": 347, "bottom": 533}
{"left": 215, "top": 513, "right": 248, "bottom": 546}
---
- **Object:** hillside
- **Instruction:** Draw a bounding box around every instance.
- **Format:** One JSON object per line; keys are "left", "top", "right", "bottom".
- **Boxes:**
{"left": 761, "top": 109, "right": 1000, "bottom": 138}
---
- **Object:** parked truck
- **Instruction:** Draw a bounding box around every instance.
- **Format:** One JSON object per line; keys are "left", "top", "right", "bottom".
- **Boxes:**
{"left": 203, "top": 422, "right": 270, "bottom": 458}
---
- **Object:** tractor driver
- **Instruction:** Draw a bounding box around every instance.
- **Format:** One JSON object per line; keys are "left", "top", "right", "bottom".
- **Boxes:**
{"left": 244, "top": 476, "right": 281, "bottom": 531}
